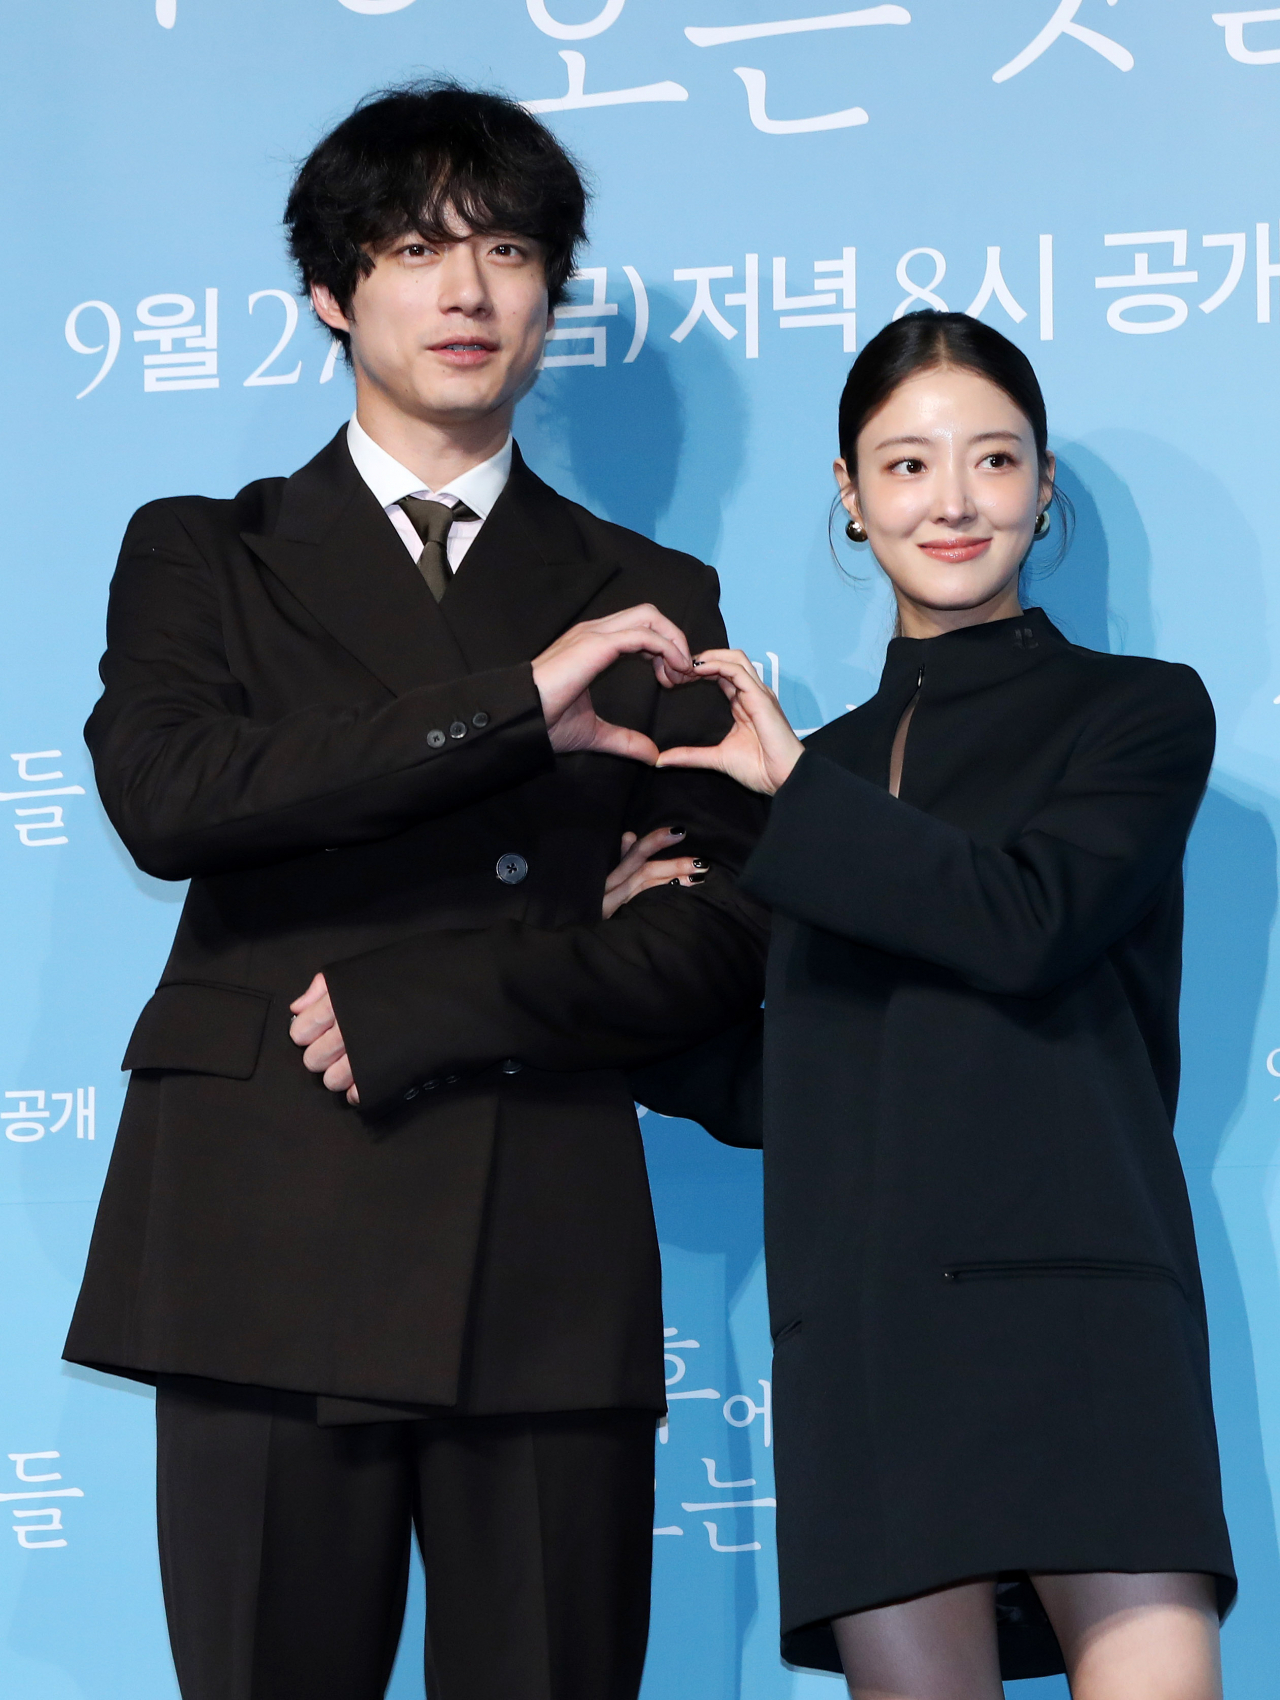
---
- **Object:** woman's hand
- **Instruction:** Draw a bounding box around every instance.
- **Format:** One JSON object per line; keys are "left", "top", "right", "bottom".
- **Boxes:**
{"left": 602, "top": 827, "right": 708, "bottom": 919}
{"left": 656, "top": 649, "right": 805, "bottom": 795}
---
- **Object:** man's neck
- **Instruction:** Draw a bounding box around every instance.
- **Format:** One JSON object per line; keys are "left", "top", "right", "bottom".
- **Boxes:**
{"left": 353, "top": 387, "right": 513, "bottom": 490}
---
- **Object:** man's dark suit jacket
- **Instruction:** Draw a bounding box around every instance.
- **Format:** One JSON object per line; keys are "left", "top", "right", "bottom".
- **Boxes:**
{"left": 63, "top": 429, "right": 768, "bottom": 1419}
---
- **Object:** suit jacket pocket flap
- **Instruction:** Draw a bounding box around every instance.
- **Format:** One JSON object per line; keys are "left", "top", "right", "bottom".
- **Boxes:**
{"left": 122, "top": 981, "right": 273, "bottom": 1079}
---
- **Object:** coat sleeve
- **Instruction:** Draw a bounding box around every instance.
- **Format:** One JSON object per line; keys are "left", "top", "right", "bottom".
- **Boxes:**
{"left": 629, "top": 1011, "right": 764, "bottom": 1149}
{"left": 740, "top": 663, "right": 1214, "bottom": 998}
{"left": 324, "top": 565, "right": 771, "bottom": 1117}
{"left": 86, "top": 502, "right": 554, "bottom": 879}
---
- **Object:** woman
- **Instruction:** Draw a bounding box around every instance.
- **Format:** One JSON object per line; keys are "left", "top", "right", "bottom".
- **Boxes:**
{"left": 616, "top": 312, "right": 1234, "bottom": 1699}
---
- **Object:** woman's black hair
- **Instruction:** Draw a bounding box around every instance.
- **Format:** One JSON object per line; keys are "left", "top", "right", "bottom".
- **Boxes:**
{"left": 833, "top": 310, "right": 1072, "bottom": 572}
{"left": 285, "top": 80, "right": 589, "bottom": 355}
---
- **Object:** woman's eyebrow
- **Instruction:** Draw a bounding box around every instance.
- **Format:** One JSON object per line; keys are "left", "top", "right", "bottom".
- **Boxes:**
{"left": 871, "top": 428, "right": 1024, "bottom": 452}
{"left": 872, "top": 434, "right": 931, "bottom": 451}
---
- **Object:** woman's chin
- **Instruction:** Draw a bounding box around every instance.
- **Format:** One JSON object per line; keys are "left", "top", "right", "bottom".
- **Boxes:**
{"left": 897, "top": 578, "right": 1021, "bottom": 618}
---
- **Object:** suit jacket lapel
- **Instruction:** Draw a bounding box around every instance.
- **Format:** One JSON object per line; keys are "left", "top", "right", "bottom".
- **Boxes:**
{"left": 241, "top": 429, "right": 469, "bottom": 696}
{"left": 439, "top": 444, "right": 620, "bottom": 671}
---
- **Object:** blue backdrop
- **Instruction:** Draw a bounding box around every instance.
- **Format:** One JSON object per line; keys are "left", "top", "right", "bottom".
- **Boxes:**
{"left": 4, "top": 2, "right": 1280, "bottom": 1695}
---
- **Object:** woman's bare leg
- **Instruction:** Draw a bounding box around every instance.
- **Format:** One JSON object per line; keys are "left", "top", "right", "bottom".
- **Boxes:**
{"left": 1031, "top": 1571, "right": 1221, "bottom": 1700}
{"left": 830, "top": 1579, "right": 1003, "bottom": 1700}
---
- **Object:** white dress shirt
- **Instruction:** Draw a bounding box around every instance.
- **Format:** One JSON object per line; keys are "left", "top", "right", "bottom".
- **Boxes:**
{"left": 345, "top": 415, "right": 513, "bottom": 573}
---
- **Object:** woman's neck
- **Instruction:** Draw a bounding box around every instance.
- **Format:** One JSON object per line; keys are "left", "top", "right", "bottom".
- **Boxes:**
{"left": 893, "top": 583, "right": 1023, "bottom": 640}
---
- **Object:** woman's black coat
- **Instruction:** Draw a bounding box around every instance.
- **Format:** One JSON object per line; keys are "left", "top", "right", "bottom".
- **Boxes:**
{"left": 649, "top": 608, "right": 1235, "bottom": 1680}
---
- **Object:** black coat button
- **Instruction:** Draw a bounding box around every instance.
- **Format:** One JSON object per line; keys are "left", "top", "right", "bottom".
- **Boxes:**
{"left": 472, "top": 711, "right": 490, "bottom": 729}
{"left": 500, "top": 1058, "right": 523, "bottom": 1076}
{"left": 449, "top": 721, "right": 467, "bottom": 740}
{"left": 426, "top": 729, "right": 446, "bottom": 749}
{"left": 496, "top": 852, "right": 528, "bottom": 885}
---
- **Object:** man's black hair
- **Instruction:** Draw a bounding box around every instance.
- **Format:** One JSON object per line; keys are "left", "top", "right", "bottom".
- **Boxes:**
{"left": 285, "top": 80, "right": 589, "bottom": 353}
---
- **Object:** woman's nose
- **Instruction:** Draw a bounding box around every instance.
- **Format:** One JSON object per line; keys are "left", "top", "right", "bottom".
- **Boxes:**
{"left": 933, "top": 473, "right": 975, "bottom": 525}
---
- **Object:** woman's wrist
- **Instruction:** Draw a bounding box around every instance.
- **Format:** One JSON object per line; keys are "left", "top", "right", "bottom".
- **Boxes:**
{"left": 766, "top": 739, "right": 805, "bottom": 796}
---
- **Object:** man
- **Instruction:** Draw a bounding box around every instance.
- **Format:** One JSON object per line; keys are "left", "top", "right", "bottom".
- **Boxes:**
{"left": 64, "top": 83, "right": 767, "bottom": 1700}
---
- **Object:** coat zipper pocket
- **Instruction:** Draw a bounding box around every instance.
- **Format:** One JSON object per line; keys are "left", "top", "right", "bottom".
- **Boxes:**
{"left": 942, "top": 1258, "right": 1185, "bottom": 1298}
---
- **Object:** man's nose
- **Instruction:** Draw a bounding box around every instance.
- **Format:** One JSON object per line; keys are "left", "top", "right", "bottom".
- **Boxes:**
{"left": 438, "top": 246, "right": 491, "bottom": 313}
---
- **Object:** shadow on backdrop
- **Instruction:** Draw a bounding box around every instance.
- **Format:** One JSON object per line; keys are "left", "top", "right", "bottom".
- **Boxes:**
{"left": 1041, "top": 437, "right": 1280, "bottom": 1690}
{"left": 516, "top": 290, "right": 748, "bottom": 568}
{"left": 1030, "top": 442, "right": 1154, "bottom": 657}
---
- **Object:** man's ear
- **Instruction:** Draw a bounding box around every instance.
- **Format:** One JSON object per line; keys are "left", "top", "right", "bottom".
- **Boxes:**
{"left": 311, "top": 283, "right": 351, "bottom": 334}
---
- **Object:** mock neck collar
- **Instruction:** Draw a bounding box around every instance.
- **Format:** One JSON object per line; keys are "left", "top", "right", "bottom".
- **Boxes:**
{"left": 880, "top": 607, "right": 1067, "bottom": 697}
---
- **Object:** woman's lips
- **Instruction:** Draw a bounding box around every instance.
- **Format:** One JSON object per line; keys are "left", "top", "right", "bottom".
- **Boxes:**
{"left": 917, "top": 537, "right": 992, "bottom": 563}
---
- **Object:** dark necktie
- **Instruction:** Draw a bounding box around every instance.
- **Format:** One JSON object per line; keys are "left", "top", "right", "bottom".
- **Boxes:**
{"left": 397, "top": 496, "right": 478, "bottom": 601}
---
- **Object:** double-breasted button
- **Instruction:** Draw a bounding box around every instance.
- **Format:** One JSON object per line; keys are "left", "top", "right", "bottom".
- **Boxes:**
{"left": 403, "top": 1086, "right": 419, "bottom": 1101}
{"left": 449, "top": 720, "right": 468, "bottom": 740}
{"left": 500, "top": 1058, "right": 523, "bottom": 1076}
{"left": 472, "top": 711, "right": 490, "bottom": 729}
{"left": 426, "top": 729, "right": 446, "bottom": 749}
{"left": 496, "top": 852, "right": 528, "bottom": 885}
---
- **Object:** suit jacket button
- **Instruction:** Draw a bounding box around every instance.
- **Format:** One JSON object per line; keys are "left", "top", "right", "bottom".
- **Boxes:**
{"left": 403, "top": 1086, "right": 419, "bottom": 1101}
{"left": 444, "top": 1074, "right": 460, "bottom": 1086}
{"left": 449, "top": 720, "right": 468, "bottom": 740}
{"left": 422, "top": 1079, "right": 439, "bottom": 1091}
{"left": 426, "top": 729, "right": 446, "bottom": 749}
{"left": 496, "top": 852, "right": 528, "bottom": 885}
{"left": 472, "top": 711, "right": 490, "bottom": 729}
{"left": 500, "top": 1058, "right": 523, "bottom": 1075}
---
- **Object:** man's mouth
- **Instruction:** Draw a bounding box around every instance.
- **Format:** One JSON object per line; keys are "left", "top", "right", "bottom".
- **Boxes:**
{"left": 431, "top": 339, "right": 498, "bottom": 363}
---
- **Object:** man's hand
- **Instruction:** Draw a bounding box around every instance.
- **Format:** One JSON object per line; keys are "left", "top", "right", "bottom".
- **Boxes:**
{"left": 289, "top": 972, "right": 359, "bottom": 1105}
{"left": 532, "top": 605, "right": 696, "bottom": 761}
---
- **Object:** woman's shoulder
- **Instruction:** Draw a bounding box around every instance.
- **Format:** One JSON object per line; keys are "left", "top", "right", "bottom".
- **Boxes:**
{"left": 1054, "top": 638, "right": 1213, "bottom": 724}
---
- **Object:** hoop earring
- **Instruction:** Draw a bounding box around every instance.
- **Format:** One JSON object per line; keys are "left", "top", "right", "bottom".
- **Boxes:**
{"left": 1033, "top": 510, "right": 1051, "bottom": 538}
{"left": 845, "top": 518, "right": 868, "bottom": 544}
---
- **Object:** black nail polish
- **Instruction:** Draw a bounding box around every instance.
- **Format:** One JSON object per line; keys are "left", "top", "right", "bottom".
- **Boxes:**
{"left": 689, "top": 873, "right": 708, "bottom": 884}
{"left": 692, "top": 858, "right": 709, "bottom": 870}
{"left": 669, "top": 825, "right": 685, "bottom": 835}
{"left": 668, "top": 878, "right": 681, "bottom": 886}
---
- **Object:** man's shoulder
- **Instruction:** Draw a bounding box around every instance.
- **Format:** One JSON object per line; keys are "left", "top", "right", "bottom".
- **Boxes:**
{"left": 557, "top": 495, "right": 715, "bottom": 598}
{"left": 123, "top": 429, "right": 351, "bottom": 551}
{"left": 125, "top": 475, "right": 290, "bottom": 549}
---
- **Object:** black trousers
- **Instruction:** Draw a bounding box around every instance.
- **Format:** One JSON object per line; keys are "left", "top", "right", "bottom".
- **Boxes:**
{"left": 155, "top": 1377, "right": 656, "bottom": 1700}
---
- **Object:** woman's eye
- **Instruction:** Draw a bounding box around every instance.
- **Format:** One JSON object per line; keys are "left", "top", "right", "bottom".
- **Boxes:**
{"left": 983, "top": 452, "right": 1014, "bottom": 468}
{"left": 890, "top": 458, "right": 925, "bottom": 475}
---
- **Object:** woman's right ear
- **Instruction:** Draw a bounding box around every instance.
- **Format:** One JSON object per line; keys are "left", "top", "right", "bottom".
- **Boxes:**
{"left": 833, "top": 458, "right": 864, "bottom": 531}
{"left": 833, "top": 458, "right": 858, "bottom": 513}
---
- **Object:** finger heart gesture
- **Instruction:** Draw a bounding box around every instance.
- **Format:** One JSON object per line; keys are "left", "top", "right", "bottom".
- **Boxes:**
{"left": 656, "top": 649, "right": 805, "bottom": 796}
